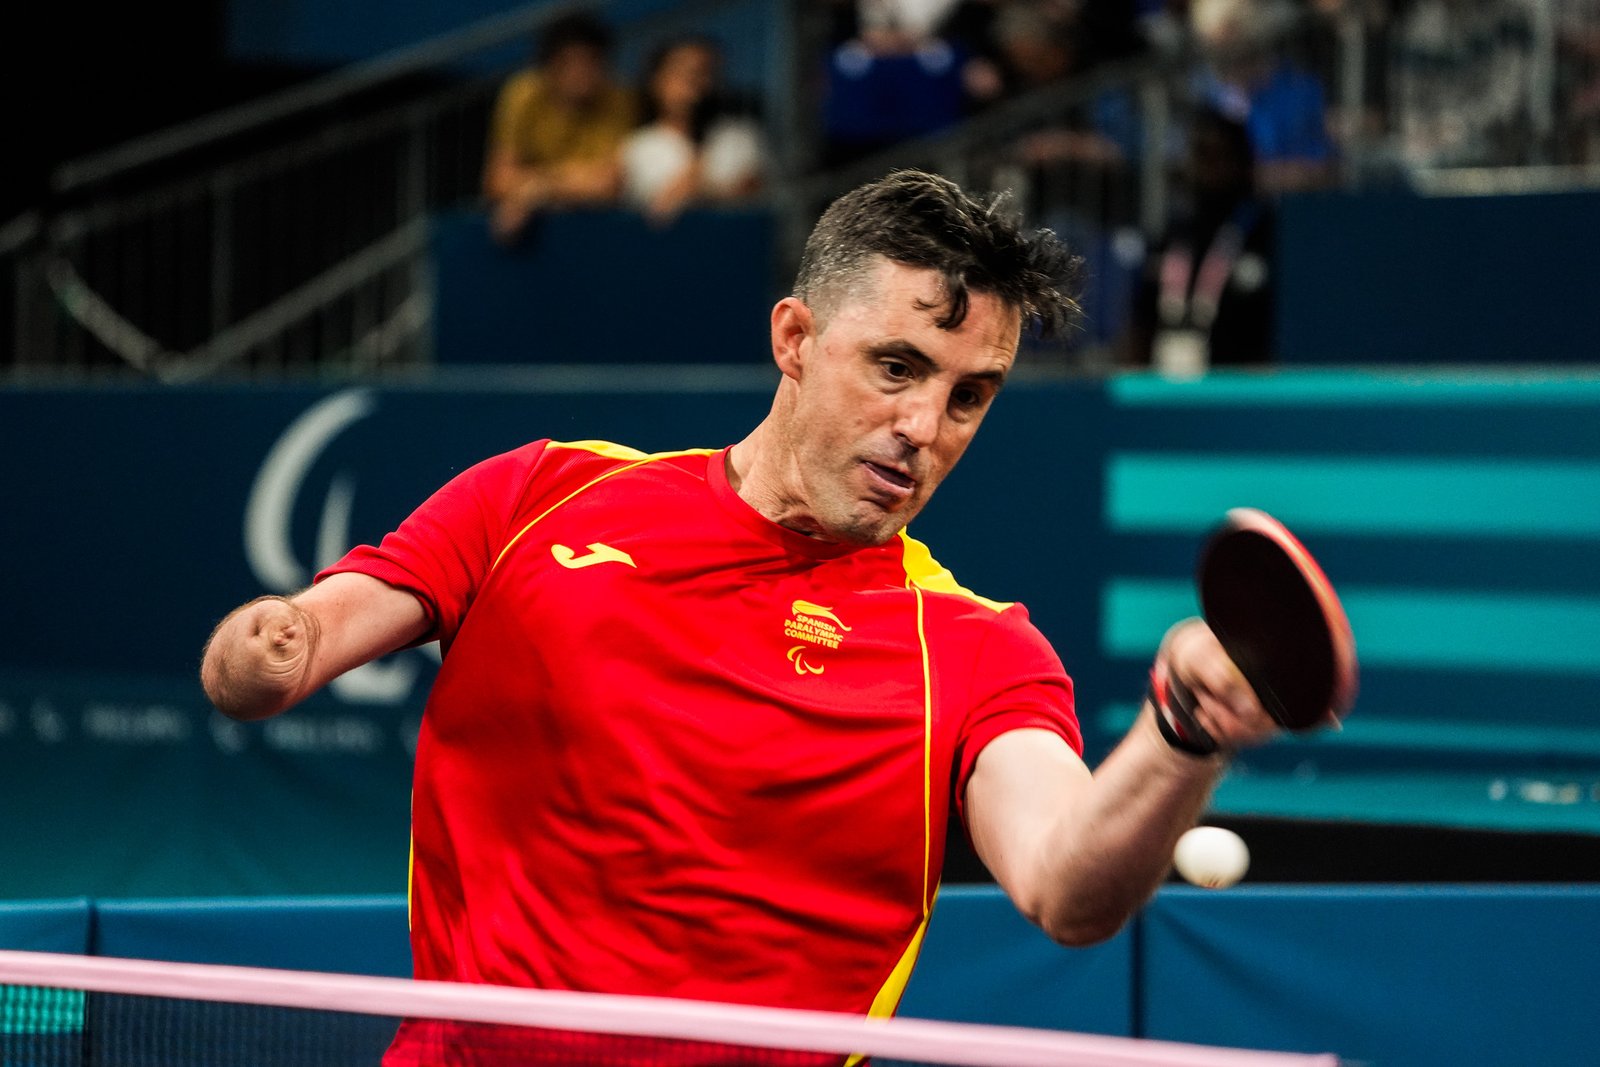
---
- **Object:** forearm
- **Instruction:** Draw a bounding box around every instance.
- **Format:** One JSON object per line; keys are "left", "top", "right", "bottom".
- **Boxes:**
{"left": 200, "top": 573, "right": 429, "bottom": 721}
{"left": 484, "top": 149, "right": 542, "bottom": 203}
{"left": 1022, "top": 707, "right": 1224, "bottom": 945}
{"left": 200, "top": 596, "right": 322, "bottom": 721}
{"left": 541, "top": 158, "right": 622, "bottom": 204}
{"left": 971, "top": 622, "right": 1272, "bottom": 946}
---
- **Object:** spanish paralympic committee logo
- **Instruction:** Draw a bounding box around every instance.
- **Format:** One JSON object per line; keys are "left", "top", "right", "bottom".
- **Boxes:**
{"left": 783, "top": 600, "right": 851, "bottom": 676}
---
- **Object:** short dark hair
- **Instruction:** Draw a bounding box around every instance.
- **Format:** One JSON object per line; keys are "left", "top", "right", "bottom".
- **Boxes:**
{"left": 536, "top": 11, "right": 614, "bottom": 64}
{"left": 794, "top": 170, "right": 1081, "bottom": 339}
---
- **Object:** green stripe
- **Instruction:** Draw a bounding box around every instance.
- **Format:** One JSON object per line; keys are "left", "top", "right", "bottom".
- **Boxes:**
{"left": 1, "top": 987, "right": 84, "bottom": 1034}
{"left": 1108, "top": 369, "right": 1600, "bottom": 406}
{"left": 1101, "top": 579, "right": 1600, "bottom": 673}
{"left": 1095, "top": 704, "right": 1600, "bottom": 758}
{"left": 1211, "top": 771, "right": 1600, "bottom": 833}
{"left": 1106, "top": 454, "right": 1600, "bottom": 537}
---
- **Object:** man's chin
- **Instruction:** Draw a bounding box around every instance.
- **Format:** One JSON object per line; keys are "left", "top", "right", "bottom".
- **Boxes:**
{"left": 824, "top": 504, "right": 918, "bottom": 547}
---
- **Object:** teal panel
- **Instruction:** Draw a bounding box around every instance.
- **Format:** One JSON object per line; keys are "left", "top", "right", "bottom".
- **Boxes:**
{"left": 0, "top": 987, "right": 82, "bottom": 1035}
{"left": 1142, "top": 886, "right": 1600, "bottom": 1066}
{"left": 1094, "top": 703, "right": 1600, "bottom": 830}
{"left": 1101, "top": 579, "right": 1600, "bottom": 673}
{"left": 1099, "top": 579, "right": 1199, "bottom": 657}
{"left": 1106, "top": 454, "right": 1600, "bottom": 536}
{"left": 1109, "top": 368, "right": 1600, "bottom": 406}
{"left": 1209, "top": 770, "right": 1600, "bottom": 831}
{"left": 1096, "top": 703, "right": 1600, "bottom": 760}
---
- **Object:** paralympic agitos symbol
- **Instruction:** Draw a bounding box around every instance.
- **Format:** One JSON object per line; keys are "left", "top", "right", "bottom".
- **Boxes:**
{"left": 243, "top": 388, "right": 438, "bottom": 706}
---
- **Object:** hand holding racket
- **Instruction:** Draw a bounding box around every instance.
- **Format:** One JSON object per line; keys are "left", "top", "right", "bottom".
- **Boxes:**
{"left": 1151, "top": 508, "right": 1358, "bottom": 756}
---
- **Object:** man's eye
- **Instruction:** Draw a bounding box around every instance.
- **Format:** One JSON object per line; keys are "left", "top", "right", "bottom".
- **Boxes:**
{"left": 883, "top": 361, "right": 913, "bottom": 380}
{"left": 953, "top": 388, "right": 983, "bottom": 408}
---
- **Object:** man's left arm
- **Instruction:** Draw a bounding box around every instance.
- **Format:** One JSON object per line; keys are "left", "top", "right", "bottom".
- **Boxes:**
{"left": 964, "top": 620, "right": 1278, "bottom": 947}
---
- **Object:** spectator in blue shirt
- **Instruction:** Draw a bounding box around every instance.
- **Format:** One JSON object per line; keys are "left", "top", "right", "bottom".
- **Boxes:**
{"left": 1190, "top": 0, "right": 1337, "bottom": 193}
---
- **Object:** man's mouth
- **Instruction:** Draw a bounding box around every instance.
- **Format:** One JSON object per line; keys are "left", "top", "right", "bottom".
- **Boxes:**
{"left": 863, "top": 460, "right": 916, "bottom": 498}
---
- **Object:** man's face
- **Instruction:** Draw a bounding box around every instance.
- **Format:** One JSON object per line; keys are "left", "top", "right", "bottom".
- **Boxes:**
{"left": 547, "top": 44, "right": 608, "bottom": 105}
{"left": 780, "top": 259, "right": 1021, "bottom": 546}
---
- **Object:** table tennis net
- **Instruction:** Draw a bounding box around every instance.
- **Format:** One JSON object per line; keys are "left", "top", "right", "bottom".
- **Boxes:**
{"left": 0, "top": 950, "right": 1338, "bottom": 1067}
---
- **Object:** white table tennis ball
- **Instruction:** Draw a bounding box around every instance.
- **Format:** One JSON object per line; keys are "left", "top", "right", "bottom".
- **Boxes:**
{"left": 1173, "top": 826, "right": 1250, "bottom": 888}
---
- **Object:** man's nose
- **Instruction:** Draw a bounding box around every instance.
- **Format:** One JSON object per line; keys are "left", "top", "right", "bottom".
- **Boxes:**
{"left": 893, "top": 390, "right": 941, "bottom": 449}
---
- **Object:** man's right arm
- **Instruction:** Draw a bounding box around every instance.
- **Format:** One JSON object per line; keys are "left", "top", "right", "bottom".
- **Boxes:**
{"left": 200, "top": 572, "right": 429, "bottom": 721}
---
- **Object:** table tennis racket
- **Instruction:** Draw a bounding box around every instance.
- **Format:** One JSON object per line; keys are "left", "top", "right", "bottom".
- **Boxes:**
{"left": 1153, "top": 508, "right": 1358, "bottom": 754}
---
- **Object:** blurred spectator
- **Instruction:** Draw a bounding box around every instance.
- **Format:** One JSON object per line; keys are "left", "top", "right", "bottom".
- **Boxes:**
{"left": 1190, "top": 0, "right": 1338, "bottom": 193}
{"left": 967, "top": 0, "right": 1145, "bottom": 104}
{"left": 483, "top": 12, "right": 637, "bottom": 241}
{"left": 1121, "top": 107, "right": 1274, "bottom": 373}
{"left": 820, "top": 0, "right": 980, "bottom": 164}
{"left": 979, "top": 3, "right": 1145, "bottom": 354}
{"left": 1387, "top": 0, "right": 1542, "bottom": 169}
{"left": 1002, "top": 3, "right": 1144, "bottom": 170}
{"left": 1298, "top": 0, "right": 1394, "bottom": 168}
{"left": 1558, "top": 0, "right": 1600, "bottom": 163}
{"left": 620, "top": 37, "right": 767, "bottom": 225}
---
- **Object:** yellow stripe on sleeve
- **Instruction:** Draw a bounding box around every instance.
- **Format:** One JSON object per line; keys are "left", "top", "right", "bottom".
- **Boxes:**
{"left": 490, "top": 443, "right": 717, "bottom": 572}
{"left": 897, "top": 531, "right": 1013, "bottom": 613}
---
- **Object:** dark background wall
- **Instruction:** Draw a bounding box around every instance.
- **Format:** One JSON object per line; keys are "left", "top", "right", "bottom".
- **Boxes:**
{"left": 4, "top": 370, "right": 1600, "bottom": 900}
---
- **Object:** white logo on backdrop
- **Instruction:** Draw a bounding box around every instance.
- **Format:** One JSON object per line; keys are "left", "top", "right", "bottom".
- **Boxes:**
{"left": 244, "top": 388, "right": 440, "bottom": 707}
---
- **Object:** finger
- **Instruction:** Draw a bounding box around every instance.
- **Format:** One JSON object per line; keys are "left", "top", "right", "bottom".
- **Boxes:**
{"left": 1168, "top": 623, "right": 1258, "bottom": 715}
{"left": 1187, "top": 655, "right": 1258, "bottom": 719}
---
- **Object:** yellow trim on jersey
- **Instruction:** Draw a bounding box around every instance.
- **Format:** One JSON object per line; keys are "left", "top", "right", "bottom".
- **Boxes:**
{"left": 843, "top": 899, "right": 937, "bottom": 1066}
{"left": 897, "top": 531, "right": 1013, "bottom": 613}
{"left": 848, "top": 579, "right": 939, "bottom": 1055}
{"left": 490, "top": 442, "right": 718, "bottom": 572}
{"left": 547, "top": 440, "right": 719, "bottom": 463}
{"left": 914, "top": 586, "right": 933, "bottom": 913}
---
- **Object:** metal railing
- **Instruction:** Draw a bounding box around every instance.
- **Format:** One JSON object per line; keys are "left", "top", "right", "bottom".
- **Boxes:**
{"left": 3, "top": 0, "right": 771, "bottom": 382}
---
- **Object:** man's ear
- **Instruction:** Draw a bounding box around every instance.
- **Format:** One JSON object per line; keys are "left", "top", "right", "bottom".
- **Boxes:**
{"left": 770, "top": 297, "right": 815, "bottom": 381}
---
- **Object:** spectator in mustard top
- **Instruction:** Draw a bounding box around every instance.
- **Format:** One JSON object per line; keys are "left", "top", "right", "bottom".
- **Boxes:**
{"left": 484, "top": 12, "right": 638, "bottom": 241}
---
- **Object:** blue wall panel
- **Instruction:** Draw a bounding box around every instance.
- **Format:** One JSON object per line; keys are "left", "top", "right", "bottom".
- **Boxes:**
{"left": 0, "top": 900, "right": 92, "bottom": 953}
{"left": 1142, "top": 886, "right": 1600, "bottom": 1067}
{"left": 92, "top": 897, "right": 411, "bottom": 977}
{"left": 899, "top": 887, "right": 1132, "bottom": 1036}
{"left": 1276, "top": 190, "right": 1600, "bottom": 365}
{"left": 431, "top": 208, "right": 779, "bottom": 366}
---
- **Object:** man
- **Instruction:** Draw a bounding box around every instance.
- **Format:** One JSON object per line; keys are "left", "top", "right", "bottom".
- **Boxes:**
{"left": 482, "top": 12, "right": 637, "bottom": 241}
{"left": 1122, "top": 106, "right": 1275, "bottom": 372}
{"left": 202, "top": 171, "right": 1285, "bottom": 1056}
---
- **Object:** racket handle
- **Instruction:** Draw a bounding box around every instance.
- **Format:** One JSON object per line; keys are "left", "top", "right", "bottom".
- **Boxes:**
{"left": 1149, "top": 668, "right": 1220, "bottom": 757}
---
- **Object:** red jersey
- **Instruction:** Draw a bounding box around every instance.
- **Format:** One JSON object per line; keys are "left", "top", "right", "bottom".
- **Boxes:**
{"left": 320, "top": 441, "right": 1079, "bottom": 1044}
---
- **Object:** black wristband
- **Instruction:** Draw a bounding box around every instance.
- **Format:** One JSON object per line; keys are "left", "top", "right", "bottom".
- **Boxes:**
{"left": 1148, "top": 669, "right": 1220, "bottom": 757}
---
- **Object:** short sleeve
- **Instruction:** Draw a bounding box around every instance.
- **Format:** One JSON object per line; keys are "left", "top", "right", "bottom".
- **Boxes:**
{"left": 701, "top": 119, "right": 766, "bottom": 195}
{"left": 315, "top": 441, "right": 552, "bottom": 644}
{"left": 488, "top": 72, "right": 538, "bottom": 161}
{"left": 621, "top": 127, "right": 692, "bottom": 207}
{"left": 951, "top": 605, "right": 1081, "bottom": 829}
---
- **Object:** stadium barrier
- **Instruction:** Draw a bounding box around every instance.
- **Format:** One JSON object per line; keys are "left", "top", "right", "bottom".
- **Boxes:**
{"left": 3, "top": 886, "right": 1596, "bottom": 1066}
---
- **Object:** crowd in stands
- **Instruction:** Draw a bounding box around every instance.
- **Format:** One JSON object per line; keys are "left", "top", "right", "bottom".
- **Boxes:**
{"left": 484, "top": 12, "right": 768, "bottom": 240}
{"left": 481, "top": 1, "right": 1598, "bottom": 370}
